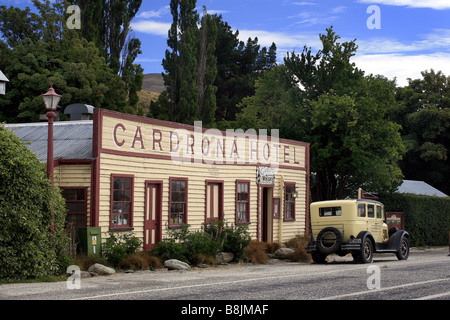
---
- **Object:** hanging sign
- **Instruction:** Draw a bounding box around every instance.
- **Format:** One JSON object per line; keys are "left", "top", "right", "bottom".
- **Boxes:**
{"left": 257, "top": 167, "right": 275, "bottom": 185}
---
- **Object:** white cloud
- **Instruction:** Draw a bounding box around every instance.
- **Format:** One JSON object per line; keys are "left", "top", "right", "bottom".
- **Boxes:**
{"left": 138, "top": 6, "right": 170, "bottom": 19}
{"left": 357, "top": 0, "right": 450, "bottom": 10}
{"left": 131, "top": 20, "right": 171, "bottom": 37}
{"left": 353, "top": 52, "right": 450, "bottom": 86}
{"left": 356, "top": 29, "right": 450, "bottom": 54}
{"left": 236, "top": 29, "right": 321, "bottom": 50}
{"left": 292, "top": 1, "right": 318, "bottom": 5}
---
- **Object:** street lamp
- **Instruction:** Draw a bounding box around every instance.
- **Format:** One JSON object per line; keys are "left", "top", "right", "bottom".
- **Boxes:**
{"left": 41, "top": 85, "right": 62, "bottom": 183}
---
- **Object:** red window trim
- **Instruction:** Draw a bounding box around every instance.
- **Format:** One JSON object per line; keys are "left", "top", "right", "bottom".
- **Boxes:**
{"left": 169, "top": 177, "right": 189, "bottom": 227}
{"left": 61, "top": 187, "right": 88, "bottom": 228}
{"left": 205, "top": 180, "right": 224, "bottom": 223}
{"left": 284, "top": 182, "right": 296, "bottom": 221}
{"left": 110, "top": 174, "right": 134, "bottom": 230}
{"left": 235, "top": 180, "right": 251, "bottom": 224}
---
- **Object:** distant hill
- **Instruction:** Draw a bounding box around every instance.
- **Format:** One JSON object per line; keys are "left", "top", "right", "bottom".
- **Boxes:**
{"left": 142, "top": 73, "right": 165, "bottom": 93}
{"left": 137, "top": 73, "right": 165, "bottom": 113}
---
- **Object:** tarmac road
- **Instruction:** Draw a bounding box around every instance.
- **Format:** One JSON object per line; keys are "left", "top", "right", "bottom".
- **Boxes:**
{"left": 0, "top": 247, "right": 448, "bottom": 304}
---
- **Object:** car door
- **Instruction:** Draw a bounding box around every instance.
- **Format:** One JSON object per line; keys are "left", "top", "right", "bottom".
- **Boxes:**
{"left": 368, "top": 204, "right": 385, "bottom": 243}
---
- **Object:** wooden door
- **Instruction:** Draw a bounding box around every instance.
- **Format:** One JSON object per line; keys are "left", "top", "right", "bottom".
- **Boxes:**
{"left": 206, "top": 181, "right": 223, "bottom": 223}
{"left": 144, "top": 182, "right": 162, "bottom": 251}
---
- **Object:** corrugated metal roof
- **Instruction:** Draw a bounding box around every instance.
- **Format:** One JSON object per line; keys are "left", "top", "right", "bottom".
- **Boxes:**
{"left": 397, "top": 180, "right": 448, "bottom": 198}
{"left": 4, "top": 121, "right": 94, "bottom": 162}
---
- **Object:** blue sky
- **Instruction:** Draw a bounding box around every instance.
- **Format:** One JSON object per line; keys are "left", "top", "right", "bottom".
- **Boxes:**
{"left": 2, "top": 0, "right": 450, "bottom": 87}
{"left": 131, "top": 0, "right": 450, "bottom": 87}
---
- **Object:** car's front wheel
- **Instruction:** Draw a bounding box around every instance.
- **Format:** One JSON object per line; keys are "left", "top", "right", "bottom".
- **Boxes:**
{"left": 396, "top": 237, "right": 410, "bottom": 260}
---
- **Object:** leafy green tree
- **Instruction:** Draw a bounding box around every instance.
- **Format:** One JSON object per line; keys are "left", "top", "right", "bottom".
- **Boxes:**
{"left": 69, "top": 0, "right": 144, "bottom": 111}
{"left": 0, "top": 1, "right": 129, "bottom": 122}
{"left": 0, "top": 126, "right": 69, "bottom": 280}
{"left": 238, "top": 27, "right": 405, "bottom": 200}
{"left": 393, "top": 69, "right": 450, "bottom": 195}
{"left": 0, "top": 31, "right": 128, "bottom": 122}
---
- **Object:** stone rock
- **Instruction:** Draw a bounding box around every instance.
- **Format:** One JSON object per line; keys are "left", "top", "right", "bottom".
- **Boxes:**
{"left": 164, "top": 259, "right": 191, "bottom": 271}
{"left": 215, "top": 252, "right": 234, "bottom": 264}
{"left": 87, "top": 263, "right": 116, "bottom": 276}
{"left": 80, "top": 271, "right": 92, "bottom": 279}
{"left": 274, "top": 247, "right": 295, "bottom": 259}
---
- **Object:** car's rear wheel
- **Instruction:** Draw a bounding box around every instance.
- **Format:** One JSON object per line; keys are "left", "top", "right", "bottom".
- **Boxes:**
{"left": 311, "top": 251, "right": 327, "bottom": 264}
{"left": 316, "top": 227, "right": 342, "bottom": 255}
{"left": 396, "top": 237, "right": 410, "bottom": 260}
{"left": 354, "top": 237, "right": 373, "bottom": 264}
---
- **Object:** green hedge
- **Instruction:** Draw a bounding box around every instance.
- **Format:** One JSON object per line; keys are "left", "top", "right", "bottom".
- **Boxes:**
{"left": 380, "top": 193, "right": 450, "bottom": 247}
{"left": 0, "top": 126, "right": 69, "bottom": 280}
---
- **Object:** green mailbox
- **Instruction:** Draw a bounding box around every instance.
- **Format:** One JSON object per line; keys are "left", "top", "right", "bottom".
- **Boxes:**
{"left": 78, "top": 227, "right": 102, "bottom": 256}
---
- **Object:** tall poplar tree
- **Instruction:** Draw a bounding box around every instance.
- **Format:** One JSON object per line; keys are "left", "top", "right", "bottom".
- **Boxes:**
{"left": 162, "top": 0, "right": 200, "bottom": 124}
{"left": 197, "top": 8, "right": 218, "bottom": 126}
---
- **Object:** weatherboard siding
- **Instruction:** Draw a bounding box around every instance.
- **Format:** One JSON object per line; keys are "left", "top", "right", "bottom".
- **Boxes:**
{"left": 94, "top": 109, "right": 310, "bottom": 248}
{"left": 55, "top": 164, "right": 92, "bottom": 223}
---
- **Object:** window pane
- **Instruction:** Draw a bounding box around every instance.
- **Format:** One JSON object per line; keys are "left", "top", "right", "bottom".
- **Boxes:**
{"left": 358, "top": 204, "right": 366, "bottom": 217}
{"left": 286, "top": 202, "right": 293, "bottom": 218}
{"left": 368, "top": 205, "right": 375, "bottom": 218}
{"left": 376, "top": 206, "right": 382, "bottom": 219}
{"left": 113, "top": 202, "right": 130, "bottom": 214}
{"left": 319, "top": 207, "right": 342, "bottom": 217}
{"left": 238, "top": 193, "right": 248, "bottom": 201}
{"left": 114, "top": 190, "right": 131, "bottom": 201}
{"left": 66, "top": 202, "right": 85, "bottom": 214}
{"left": 114, "top": 178, "right": 130, "bottom": 190}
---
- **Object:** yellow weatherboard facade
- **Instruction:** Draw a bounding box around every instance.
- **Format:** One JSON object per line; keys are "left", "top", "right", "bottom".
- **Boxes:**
{"left": 94, "top": 109, "right": 311, "bottom": 250}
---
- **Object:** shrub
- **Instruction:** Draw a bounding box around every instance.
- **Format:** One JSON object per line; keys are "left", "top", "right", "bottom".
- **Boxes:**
{"left": 151, "top": 221, "right": 252, "bottom": 265}
{"left": 0, "top": 126, "right": 69, "bottom": 279}
{"left": 244, "top": 241, "right": 268, "bottom": 264}
{"left": 151, "top": 238, "right": 188, "bottom": 262}
{"left": 186, "top": 231, "right": 221, "bottom": 265}
{"left": 286, "top": 235, "right": 312, "bottom": 263}
{"left": 203, "top": 220, "right": 252, "bottom": 261}
{"left": 102, "top": 232, "right": 142, "bottom": 267}
{"left": 118, "top": 253, "right": 149, "bottom": 270}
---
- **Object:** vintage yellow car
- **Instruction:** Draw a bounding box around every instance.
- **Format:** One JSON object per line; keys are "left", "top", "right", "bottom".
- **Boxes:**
{"left": 307, "top": 199, "right": 410, "bottom": 264}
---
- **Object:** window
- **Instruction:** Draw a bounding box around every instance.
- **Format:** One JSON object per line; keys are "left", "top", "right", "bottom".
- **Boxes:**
{"left": 319, "top": 206, "right": 342, "bottom": 217}
{"left": 273, "top": 198, "right": 280, "bottom": 218}
{"left": 357, "top": 203, "right": 366, "bottom": 217}
{"left": 236, "top": 181, "right": 250, "bottom": 223}
{"left": 111, "top": 175, "right": 133, "bottom": 228}
{"left": 170, "top": 178, "right": 188, "bottom": 226}
{"left": 368, "top": 204, "right": 375, "bottom": 218}
{"left": 284, "top": 183, "right": 296, "bottom": 220}
{"left": 376, "top": 205, "right": 382, "bottom": 219}
{"left": 62, "top": 188, "right": 87, "bottom": 228}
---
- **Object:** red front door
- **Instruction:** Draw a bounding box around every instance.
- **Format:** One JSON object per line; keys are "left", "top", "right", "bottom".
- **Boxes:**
{"left": 144, "top": 182, "right": 162, "bottom": 251}
{"left": 205, "top": 182, "right": 223, "bottom": 223}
